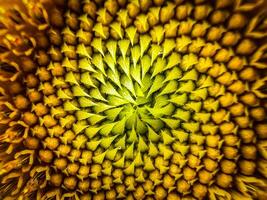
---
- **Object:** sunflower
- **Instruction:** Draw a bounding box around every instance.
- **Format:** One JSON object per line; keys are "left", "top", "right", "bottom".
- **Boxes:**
{"left": 0, "top": 0, "right": 267, "bottom": 199}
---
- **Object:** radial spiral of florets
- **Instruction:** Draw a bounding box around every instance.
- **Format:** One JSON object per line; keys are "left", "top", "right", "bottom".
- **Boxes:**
{"left": 0, "top": 0, "right": 267, "bottom": 199}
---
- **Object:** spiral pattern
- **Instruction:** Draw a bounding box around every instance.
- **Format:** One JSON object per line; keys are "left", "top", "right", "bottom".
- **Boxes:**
{"left": 0, "top": 0, "right": 267, "bottom": 199}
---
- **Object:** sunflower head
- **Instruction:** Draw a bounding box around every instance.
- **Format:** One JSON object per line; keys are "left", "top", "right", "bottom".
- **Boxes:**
{"left": 0, "top": 0, "right": 267, "bottom": 199}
